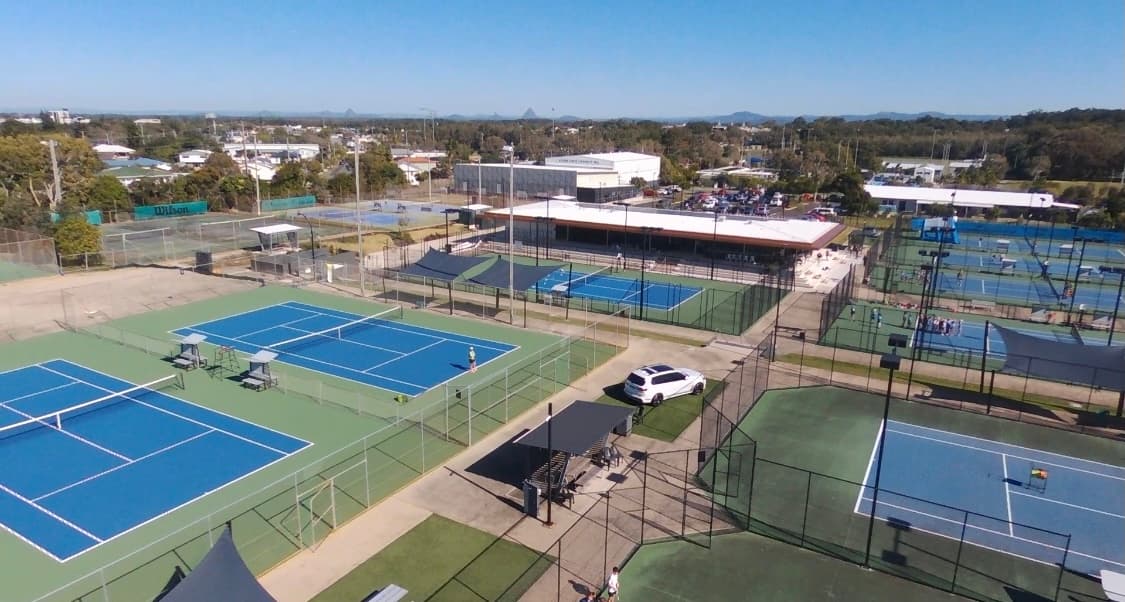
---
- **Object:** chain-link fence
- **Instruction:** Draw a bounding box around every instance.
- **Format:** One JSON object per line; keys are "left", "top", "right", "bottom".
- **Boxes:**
{"left": 35, "top": 297, "right": 627, "bottom": 602}
{"left": 0, "top": 226, "right": 58, "bottom": 282}
{"left": 483, "top": 331, "right": 1090, "bottom": 602}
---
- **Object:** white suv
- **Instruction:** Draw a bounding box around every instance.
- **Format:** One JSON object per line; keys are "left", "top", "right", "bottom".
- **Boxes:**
{"left": 623, "top": 364, "right": 706, "bottom": 405}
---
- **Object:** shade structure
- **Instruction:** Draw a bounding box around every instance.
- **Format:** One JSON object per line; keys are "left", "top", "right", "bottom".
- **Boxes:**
{"left": 399, "top": 248, "right": 489, "bottom": 282}
{"left": 514, "top": 401, "right": 636, "bottom": 456}
{"left": 159, "top": 527, "right": 275, "bottom": 602}
{"left": 993, "top": 324, "right": 1125, "bottom": 391}
{"left": 468, "top": 257, "right": 560, "bottom": 291}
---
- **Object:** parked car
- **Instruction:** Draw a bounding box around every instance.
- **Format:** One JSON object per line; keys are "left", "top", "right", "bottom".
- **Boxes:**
{"left": 753, "top": 205, "right": 769, "bottom": 216}
{"left": 623, "top": 364, "right": 706, "bottom": 406}
{"left": 812, "top": 207, "right": 837, "bottom": 217}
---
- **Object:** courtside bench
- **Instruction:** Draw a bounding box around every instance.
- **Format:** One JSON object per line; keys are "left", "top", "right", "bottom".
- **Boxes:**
{"left": 364, "top": 584, "right": 408, "bottom": 602}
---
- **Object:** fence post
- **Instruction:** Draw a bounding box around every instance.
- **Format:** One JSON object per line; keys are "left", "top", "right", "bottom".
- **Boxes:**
{"left": 1054, "top": 535, "right": 1071, "bottom": 602}
{"left": 799, "top": 471, "right": 812, "bottom": 546}
{"left": 951, "top": 512, "right": 968, "bottom": 592}
{"left": 467, "top": 386, "right": 473, "bottom": 446}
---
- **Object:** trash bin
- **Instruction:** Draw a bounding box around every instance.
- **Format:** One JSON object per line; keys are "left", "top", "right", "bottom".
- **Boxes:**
{"left": 614, "top": 412, "right": 634, "bottom": 436}
{"left": 522, "top": 480, "right": 539, "bottom": 518}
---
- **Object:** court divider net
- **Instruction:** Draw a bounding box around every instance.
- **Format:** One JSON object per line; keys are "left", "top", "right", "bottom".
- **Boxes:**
{"left": 0, "top": 373, "right": 182, "bottom": 440}
{"left": 265, "top": 305, "right": 405, "bottom": 354}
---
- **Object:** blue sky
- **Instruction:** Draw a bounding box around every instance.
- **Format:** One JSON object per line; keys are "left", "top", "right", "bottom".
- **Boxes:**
{"left": 2, "top": 0, "right": 1121, "bottom": 118}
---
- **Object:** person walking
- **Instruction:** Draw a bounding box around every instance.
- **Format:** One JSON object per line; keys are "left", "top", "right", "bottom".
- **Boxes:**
{"left": 850, "top": 305, "right": 857, "bottom": 320}
{"left": 605, "top": 567, "right": 620, "bottom": 602}
{"left": 468, "top": 346, "right": 477, "bottom": 373}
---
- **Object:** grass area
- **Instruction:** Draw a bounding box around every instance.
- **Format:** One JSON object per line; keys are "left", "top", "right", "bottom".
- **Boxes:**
{"left": 596, "top": 380, "right": 724, "bottom": 442}
{"left": 311, "top": 514, "right": 549, "bottom": 602}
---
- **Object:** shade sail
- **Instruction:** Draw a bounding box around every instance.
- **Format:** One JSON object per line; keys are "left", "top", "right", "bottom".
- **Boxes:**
{"left": 993, "top": 324, "right": 1125, "bottom": 391}
{"left": 399, "top": 248, "right": 489, "bottom": 282}
{"left": 159, "top": 528, "right": 275, "bottom": 602}
{"left": 468, "top": 258, "right": 560, "bottom": 291}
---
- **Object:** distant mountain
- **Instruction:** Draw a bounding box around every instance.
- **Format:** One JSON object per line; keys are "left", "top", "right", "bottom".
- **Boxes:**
{"left": 0, "top": 107, "right": 1009, "bottom": 123}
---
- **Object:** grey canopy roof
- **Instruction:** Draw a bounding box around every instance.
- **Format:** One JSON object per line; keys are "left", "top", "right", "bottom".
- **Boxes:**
{"left": 468, "top": 258, "right": 560, "bottom": 291}
{"left": 399, "top": 249, "right": 489, "bottom": 282}
{"left": 993, "top": 324, "right": 1125, "bottom": 391}
{"left": 514, "top": 401, "right": 636, "bottom": 456}
{"left": 159, "top": 528, "right": 275, "bottom": 602}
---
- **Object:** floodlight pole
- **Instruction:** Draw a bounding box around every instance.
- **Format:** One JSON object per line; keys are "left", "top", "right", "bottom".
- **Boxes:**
{"left": 864, "top": 351, "right": 900, "bottom": 568}
{"left": 545, "top": 403, "right": 555, "bottom": 526}
{"left": 639, "top": 226, "right": 663, "bottom": 321}
{"left": 508, "top": 144, "right": 515, "bottom": 325}
{"left": 1067, "top": 236, "right": 1091, "bottom": 322}
{"left": 355, "top": 142, "right": 365, "bottom": 296}
{"left": 297, "top": 212, "right": 317, "bottom": 282}
{"left": 1108, "top": 273, "right": 1125, "bottom": 346}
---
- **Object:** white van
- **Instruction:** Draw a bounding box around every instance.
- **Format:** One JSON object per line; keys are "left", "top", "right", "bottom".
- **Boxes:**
{"left": 812, "top": 207, "right": 837, "bottom": 217}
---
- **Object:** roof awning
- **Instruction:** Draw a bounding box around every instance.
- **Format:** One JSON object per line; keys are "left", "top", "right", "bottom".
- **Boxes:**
{"left": 514, "top": 401, "right": 636, "bottom": 456}
{"left": 250, "top": 224, "right": 302, "bottom": 235}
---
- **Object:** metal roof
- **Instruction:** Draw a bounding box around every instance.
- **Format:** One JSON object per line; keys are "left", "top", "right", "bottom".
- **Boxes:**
{"left": 865, "top": 185, "right": 1056, "bottom": 209}
{"left": 487, "top": 200, "right": 843, "bottom": 250}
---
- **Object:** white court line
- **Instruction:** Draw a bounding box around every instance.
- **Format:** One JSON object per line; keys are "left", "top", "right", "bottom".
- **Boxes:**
{"left": 363, "top": 340, "right": 443, "bottom": 373}
{"left": 1117, "top": 249, "right": 1125, "bottom": 259}
{"left": 888, "top": 420, "right": 1125, "bottom": 475}
{"left": 0, "top": 381, "right": 80, "bottom": 408}
{"left": 1009, "top": 490, "right": 1125, "bottom": 519}
{"left": 0, "top": 481, "right": 103, "bottom": 543}
{"left": 282, "top": 301, "right": 517, "bottom": 351}
{"left": 271, "top": 324, "right": 405, "bottom": 356}
{"left": 32, "top": 429, "right": 215, "bottom": 502}
{"left": 854, "top": 420, "right": 883, "bottom": 514}
{"left": 36, "top": 364, "right": 290, "bottom": 456}
{"left": 0, "top": 379, "right": 132, "bottom": 462}
{"left": 1002, "top": 454, "right": 1014, "bottom": 536}
{"left": 887, "top": 428, "right": 1125, "bottom": 482}
{"left": 181, "top": 327, "right": 430, "bottom": 392}
{"left": 858, "top": 496, "right": 1125, "bottom": 569}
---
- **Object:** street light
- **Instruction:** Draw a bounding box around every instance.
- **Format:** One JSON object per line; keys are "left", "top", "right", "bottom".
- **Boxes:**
{"left": 864, "top": 337, "right": 904, "bottom": 568}
{"left": 638, "top": 226, "right": 663, "bottom": 320}
{"left": 296, "top": 212, "right": 317, "bottom": 281}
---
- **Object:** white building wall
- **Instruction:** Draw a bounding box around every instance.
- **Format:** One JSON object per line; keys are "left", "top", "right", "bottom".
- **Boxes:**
{"left": 545, "top": 153, "right": 660, "bottom": 184}
{"left": 576, "top": 172, "right": 624, "bottom": 188}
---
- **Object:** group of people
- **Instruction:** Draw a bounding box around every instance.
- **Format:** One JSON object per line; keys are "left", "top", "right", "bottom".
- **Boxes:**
{"left": 848, "top": 304, "right": 963, "bottom": 337}
{"left": 915, "top": 314, "right": 964, "bottom": 336}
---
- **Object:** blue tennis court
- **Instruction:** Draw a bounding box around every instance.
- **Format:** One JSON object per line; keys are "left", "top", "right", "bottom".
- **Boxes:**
{"left": 174, "top": 301, "right": 517, "bottom": 397}
{"left": 0, "top": 359, "right": 308, "bottom": 561}
{"left": 535, "top": 269, "right": 702, "bottom": 310}
{"left": 856, "top": 421, "right": 1124, "bottom": 575}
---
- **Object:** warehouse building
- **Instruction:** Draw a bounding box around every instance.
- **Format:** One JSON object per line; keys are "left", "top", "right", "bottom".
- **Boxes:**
{"left": 453, "top": 152, "right": 659, "bottom": 204}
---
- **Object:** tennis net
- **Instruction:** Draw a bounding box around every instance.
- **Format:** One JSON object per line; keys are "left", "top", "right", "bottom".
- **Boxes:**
{"left": 560, "top": 266, "right": 612, "bottom": 295}
{"left": 266, "top": 306, "right": 405, "bottom": 354}
{"left": 0, "top": 373, "right": 183, "bottom": 441}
